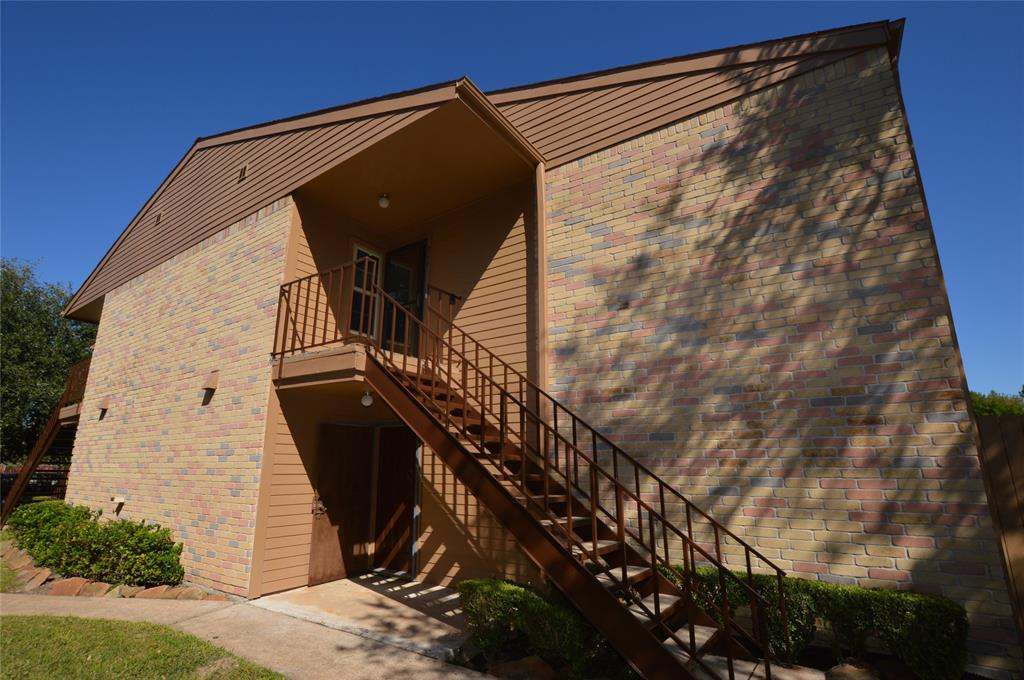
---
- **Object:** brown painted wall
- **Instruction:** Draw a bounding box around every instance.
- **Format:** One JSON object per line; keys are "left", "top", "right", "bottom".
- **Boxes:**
{"left": 252, "top": 383, "right": 401, "bottom": 595}
{"left": 425, "top": 183, "right": 534, "bottom": 376}
{"left": 414, "top": 184, "right": 542, "bottom": 588}
{"left": 253, "top": 184, "right": 539, "bottom": 594}
{"left": 417, "top": 445, "right": 541, "bottom": 587}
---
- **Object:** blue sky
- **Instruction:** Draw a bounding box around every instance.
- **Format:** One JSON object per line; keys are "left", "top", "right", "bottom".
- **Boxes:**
{"left": 2, "top": 2, "right": 1021, "bottom": 394}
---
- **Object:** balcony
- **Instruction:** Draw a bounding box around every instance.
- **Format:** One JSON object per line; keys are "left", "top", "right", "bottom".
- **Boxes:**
{"left": 271, "top": 257, "right": 458, "bottom": 388}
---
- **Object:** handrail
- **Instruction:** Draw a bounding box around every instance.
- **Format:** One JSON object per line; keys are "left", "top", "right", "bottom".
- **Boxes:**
{"left": 424, "top": 297, "right": 787, "bottom": 578}
{"left": 427, "top": 283, "right": 462, "bottom": 302}
{"left": 273, "top": 259, "right": 791, "bottom": 671}
{"left": 370, "top": 282, "right": 779, "bottom": 674}
{"left": 398, "top": 285, "right": 773, "bottom": 608}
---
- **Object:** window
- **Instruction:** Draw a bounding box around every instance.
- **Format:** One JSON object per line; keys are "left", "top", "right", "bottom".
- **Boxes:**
{"left": 350, "top": 244, "right": 382, "bottom": 336}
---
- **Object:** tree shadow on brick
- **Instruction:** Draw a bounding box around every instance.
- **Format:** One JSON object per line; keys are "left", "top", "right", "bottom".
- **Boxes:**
{"left": 545, "top": 45, "right": 1016, "bottom": 670}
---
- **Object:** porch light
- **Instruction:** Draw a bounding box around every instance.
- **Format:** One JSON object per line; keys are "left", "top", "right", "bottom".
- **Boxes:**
{"left": 377, "top": 193, "right": 390, "bottom": 209}
{"left": 361, "top": 391, "right": 374, "bottom": 408}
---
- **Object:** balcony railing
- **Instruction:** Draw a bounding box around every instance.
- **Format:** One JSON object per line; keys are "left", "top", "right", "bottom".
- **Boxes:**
{"left": 272, "top": 258, "right": 458, "bottom": 368}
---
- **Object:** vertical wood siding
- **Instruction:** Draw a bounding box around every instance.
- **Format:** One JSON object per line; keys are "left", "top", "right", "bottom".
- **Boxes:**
{"left": 257, "top": 390, "right": 315, "bottom": 595}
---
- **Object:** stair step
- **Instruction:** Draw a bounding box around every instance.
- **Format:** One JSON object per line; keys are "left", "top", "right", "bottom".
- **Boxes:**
{"left": 455, "top": 431, "right": 502, "bottom": 445}
{"left": 517, "top": 493, "right": 568, "bottom": 504}
{"left": 663, "top": 624, "right": 718, "bottom": 658}
{"left": 594, "top": 565, "right": 652, "bottom": 589}
{"left": 539, "top": 516, "right": 590, "bottom": 529}
{"left": 572, "top": 539, "right": 621, "bottom": 557}
{"left": 457, "top": 437, "right": 521, "bottom": 459}
{"left": 629, "top": 592, "right": 683, "bottom": 624}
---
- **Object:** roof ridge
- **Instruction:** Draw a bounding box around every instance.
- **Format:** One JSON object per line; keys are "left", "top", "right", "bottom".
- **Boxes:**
{"left": 487, "top": 19, "right": 901, "bottom": 102}
{"left": 193, "top": 19, "right": 901, "bottom": 150}
{"left": 195, "top": 77, "right": 466, "bottom": 148}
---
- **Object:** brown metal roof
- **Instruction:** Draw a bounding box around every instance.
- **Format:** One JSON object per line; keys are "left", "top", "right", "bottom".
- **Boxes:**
{"left": 490, "top": 20, "right": 902, "bottom": 166}
{"left": 64, "top": 19, "right": 904, "bottom": 321}
{"left": 496, "top": 53, "right": 855, "bottom": 167}
{"left": 64, "top": 79, "right": 542, "bottom": 321}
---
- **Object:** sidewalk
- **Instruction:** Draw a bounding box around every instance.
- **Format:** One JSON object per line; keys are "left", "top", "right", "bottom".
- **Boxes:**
{"left": 0, "top": 593, "right": 482, "bottom": 680}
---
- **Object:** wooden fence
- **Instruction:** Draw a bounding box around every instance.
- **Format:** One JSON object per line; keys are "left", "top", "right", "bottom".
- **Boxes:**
{"left": 0, "top": 463, "right": 70, "bottom": 508}
{"left": 976, "top": 414, "right": 1024, "bottom": 644}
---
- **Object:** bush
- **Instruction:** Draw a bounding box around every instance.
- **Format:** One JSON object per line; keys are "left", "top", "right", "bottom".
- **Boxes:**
{"left": 872, "top": 589, "right": 969, "bottom": 680}
{"left": 7, "top": 500, "right": 183, "bottom": 586}
{"left": 665, "top": 565, "right": 968, "bottom": 680}
{"left": 970, "top": 389, "right": 1024, "bottom": 416}
{"left": 457, "top": 578, "right": 636, "bottom": 679}
{"left": 670, "top": 565, "right": 816, "bottom": 661}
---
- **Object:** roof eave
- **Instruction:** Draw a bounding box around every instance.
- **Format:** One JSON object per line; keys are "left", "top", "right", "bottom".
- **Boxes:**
{"left": 454, "top": 79, "right": 545, "bottom": 167}
{"left": 487, "top": 18, "right": 902, "bottom": 104}
{"left": 196, "top": 80, "right": 462, "bottom": 150}
{"left": 63, "top": 141, "right": 200, "bottom": 319}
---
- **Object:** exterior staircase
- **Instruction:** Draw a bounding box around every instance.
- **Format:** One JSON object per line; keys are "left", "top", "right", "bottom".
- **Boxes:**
{"left": 274, "top": 258, "right": 790, "bottom": 680}
{"left": 1, "top": 357, "right": 91, "bottom": 524}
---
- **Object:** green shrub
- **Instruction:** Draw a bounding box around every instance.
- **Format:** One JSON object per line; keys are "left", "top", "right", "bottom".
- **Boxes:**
{"left": 970, "top": 389, "right": 1024, "bottom": 416}
{"left": 457, "top": 578, "right": 636, "bottom": 679}
{"left": 7, "top": 500, "right": 183, "bottom": 586}
{"left": 872, "top": 589, "right": 969, "bottom": 680}
{"left": 457, "top": 579, "right": 527, "bottom": 655}
{"left": 93, "top": 519, "right": 184, "bottom": 586}
{"left": 5, "top": 500, "right": 92, "bottom": 567}
{"left": 665, "top": 565, "right": 967, "bottom": 680}
{"left": 663, "top": 565, "right": 815, "bottom": 662}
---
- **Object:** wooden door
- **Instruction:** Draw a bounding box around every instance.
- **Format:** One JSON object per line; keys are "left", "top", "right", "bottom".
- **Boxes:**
{"left": 308, "top": 425, "right": 375, "bottom": 585}
{"left": 373, "top": 426, "right": 419, "bottom": 573}
{"left": 383, "top": 240, "right": 427, "bottom": 356}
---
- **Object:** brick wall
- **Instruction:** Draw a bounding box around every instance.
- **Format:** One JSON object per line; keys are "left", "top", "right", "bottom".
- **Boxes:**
{"left": 545, "top": 48, "right": 1020, "bottom": 677}
{"left": 66, "top": 198, "right": 291, "bottom": 596}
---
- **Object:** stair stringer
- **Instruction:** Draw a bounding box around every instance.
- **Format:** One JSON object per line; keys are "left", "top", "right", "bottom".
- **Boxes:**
{"left": 364, "top": 356, "right": 695, "bottom": 680}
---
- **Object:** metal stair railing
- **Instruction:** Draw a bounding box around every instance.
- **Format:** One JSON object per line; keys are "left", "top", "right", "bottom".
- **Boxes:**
{"left": 273, "top": 258, "right": 791, "bottom": 678}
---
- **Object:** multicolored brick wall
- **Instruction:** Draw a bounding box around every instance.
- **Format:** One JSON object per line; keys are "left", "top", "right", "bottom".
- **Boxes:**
{"left": 66, "top": 198, "right": 292, "bottom": 596}
{"left": 544, "top": 48, "right": 1020, "bottom": 677}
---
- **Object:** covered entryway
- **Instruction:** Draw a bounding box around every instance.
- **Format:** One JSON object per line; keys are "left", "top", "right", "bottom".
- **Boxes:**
{"left": 309, "top": 423, "right": 420, "bottom": 585}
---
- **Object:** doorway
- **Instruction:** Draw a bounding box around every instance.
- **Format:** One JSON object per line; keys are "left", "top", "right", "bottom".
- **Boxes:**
{"left": 382, "top": 240, "right": 427, "bottom": 356}
{"left": 308, "top": 424, "right": 420, "bottom": 586}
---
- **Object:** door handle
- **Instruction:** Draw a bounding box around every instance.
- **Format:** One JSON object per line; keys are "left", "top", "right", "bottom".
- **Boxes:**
{"left": 312, "top": 492, "right": 327, "bottom": 516}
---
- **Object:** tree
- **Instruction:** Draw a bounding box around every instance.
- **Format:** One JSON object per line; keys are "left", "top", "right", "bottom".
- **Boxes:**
{"left": 1, "top": 259, "right": 96, "bottom": 464}
{"left": 970, "top": 387, "right": 1024, "bottom": 417}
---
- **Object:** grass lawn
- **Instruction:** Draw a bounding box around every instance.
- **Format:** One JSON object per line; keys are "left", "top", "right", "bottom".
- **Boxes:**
{"left": 0, "top": 615, "right": 282, "bottom": 679}
{"left": 0, "top": 528, "right": 19, "bottom": 593}
{"left": 0, "top": 562, "right": 18, "bottom": 593}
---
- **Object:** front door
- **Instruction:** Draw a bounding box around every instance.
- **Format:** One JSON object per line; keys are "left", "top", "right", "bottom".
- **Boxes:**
{"left": 308, "top": 425, "right": 375, "bottom": 585}
{"left": 382, "top": 240, "right": 427, "bottom": 355}
{"left": 373, "top": 426, "right": 419, "bottom": 573}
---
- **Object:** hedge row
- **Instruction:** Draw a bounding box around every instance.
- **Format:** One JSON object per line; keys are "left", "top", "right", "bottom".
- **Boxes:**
{"left": 456, "top": 578, "right": 637, "bottom": 679}
{"left": 663, "top": 565, "right": 968, "bottom": 680}
{"left": 459, "top": 571, "right": 968, "bottom": 680}
{"left": 6, "top": 500, "right": 184, "bottom": 587}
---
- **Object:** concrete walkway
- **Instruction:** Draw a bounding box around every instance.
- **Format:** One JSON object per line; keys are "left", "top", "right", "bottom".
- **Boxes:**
{"left": 252, "top": 571, "right": 468, "bottom": 660}
{"left": 0, "top": 593, "right": 482, "bottom": 680}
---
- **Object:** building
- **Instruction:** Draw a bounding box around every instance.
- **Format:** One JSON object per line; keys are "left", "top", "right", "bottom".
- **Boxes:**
{"left": 39, "top": 19, "right": 1020, "bottom": 678}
